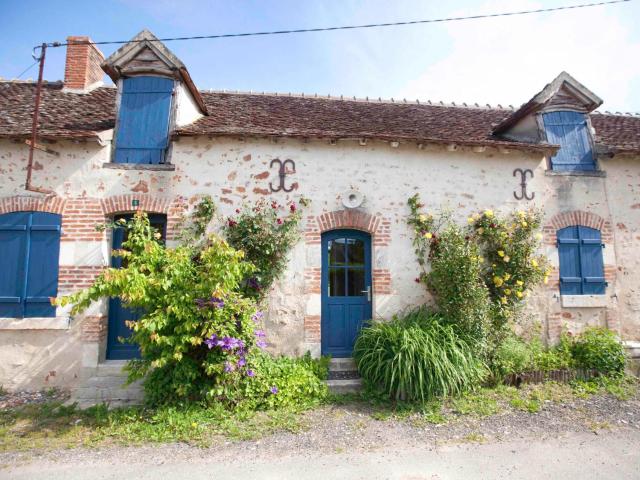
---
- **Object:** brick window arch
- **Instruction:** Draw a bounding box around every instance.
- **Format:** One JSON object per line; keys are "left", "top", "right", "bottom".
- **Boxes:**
{"left": 0, "top": 195, "right": 65, "bottom": 215}
{"left": 305, "top": 209, "right": 390, "bottom": 246}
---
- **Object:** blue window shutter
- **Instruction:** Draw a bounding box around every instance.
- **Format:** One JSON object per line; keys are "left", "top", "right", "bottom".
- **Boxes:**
{"left": 578, "top": 226, "right": 605, "bottom": 295}
{"left": 115, "top": 76, "right": 174, "bottom": 164}
{"left": 0, "top": 212, "right": 61, "bottom": 318}
{"left": 557, "top": 226, "right": 582, "bottom": 294}
{"left": 0, "top": 213, "right": 29, "bottom": 317}
{"left": 543, "top": 111, "right": 595, "bottom": 171}
{"left": 25, "top": 213, "right": 61, "bottom": 317}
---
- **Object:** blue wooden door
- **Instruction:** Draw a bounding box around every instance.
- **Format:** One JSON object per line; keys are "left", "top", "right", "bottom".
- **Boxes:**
{"left": 321, "top": 230, "right": 372, "bottom": 357}
{"left": 107, "top": 214, "right": 166, "bottom": 360}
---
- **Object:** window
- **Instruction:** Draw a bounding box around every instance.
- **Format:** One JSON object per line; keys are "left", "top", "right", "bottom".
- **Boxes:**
{"left": 543, "top": 111, "right": 595, "bottom": 171}
{"left": 114, "top": 76, "right": 174, "bottom": 164}
{"left": 0, "top": 212, "right": 61, "bottom": 318}
{"left": 557, "top": 226, "right": 605, "bottom": 295}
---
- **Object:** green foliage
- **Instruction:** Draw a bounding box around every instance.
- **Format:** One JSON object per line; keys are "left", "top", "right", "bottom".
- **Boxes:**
{"left": 353, "top": 306, "right": 487, "bottom": 402}
{"left": 178, "top": 195, "right": 217, "bottom": 246}
{"left": 469, "top": 208, "right": 550, "bottom": 340}
{"left": 298, "top": 351, "right": 331, "bottom": 381}
{"left": 224, "top": 198, "right": 308, "bottom": 301}
{"left": 407, "top": 194, "right": 550, "bottom": 355}
{"left": 571, "top": 327, "right": 627, "bottom": 374}
{"left": 491, "top": 335, "right": 535, "bottom": 378}
{"left": 236, "top": 352, "right": 328, "bottom": 411}
{"left": 57, "top": 212, "right": 258, "bottom": 406}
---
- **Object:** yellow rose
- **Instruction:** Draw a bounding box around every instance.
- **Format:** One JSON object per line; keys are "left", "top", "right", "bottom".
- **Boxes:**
{"left": 497, "top": 250, "right": 505, "bottom": 257}
{"left": 493, "top": 276, "right": 504, "bottom": 287}
{"left": 478, "top": 256, "right": 484, "bottom": 263}
{"left": 467, "top": 217, "right": 474, "bottom": 224}
{"left": 503, "top": 255, "right": 510, "bottom": 263}
{"left": 535, "top": 232, "right": 543, "bottom": 240}
{"left": 516, "top": 280, "right": 524, "bottom": 286}
{"left": 504, "top": 289, "right": 511, "bottom": 295}
{"left": 484, "top": 209, "right": 494, "bottom": 218}
{"left": 543, "top": 276, "right": 549, "bottom": 284}
{"left": 517, "top": 210, "right": 525, "bottom": 217}
{"left": 516, "top": 291, "right": 523, "bottom": 298}
{"left": 423, "top": 232, "right": 433, "bottom": 239}
{"left": 500, "top": 297, "right": 508, "bottom": 304}
{"left": 419, "top": 214, "right": 427, "bottom": 222}
{"left": 531, "top": 259, "right": 538, "bottom": 268}
{"left": 503, "top": 273, "right": 511, "bottom": 281}
{"left": 521, "top": 221, "right": 528, "bottom": 227}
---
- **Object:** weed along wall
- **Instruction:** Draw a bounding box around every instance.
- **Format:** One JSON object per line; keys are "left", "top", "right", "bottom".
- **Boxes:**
{"left": 0, "top": 132, "right": 639, "bottom": 391}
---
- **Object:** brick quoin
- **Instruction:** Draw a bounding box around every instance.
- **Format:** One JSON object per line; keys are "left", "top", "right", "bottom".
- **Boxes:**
{"left": 81, "top": 315, "right": 108, "bottom": 343}
{"left": 304, "top": 315, "right": 320, "bottom": 342}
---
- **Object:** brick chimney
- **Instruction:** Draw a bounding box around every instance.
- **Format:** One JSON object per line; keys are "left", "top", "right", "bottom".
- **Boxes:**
{"left": 63, "top": 36, "right": 105, "bottom": 92}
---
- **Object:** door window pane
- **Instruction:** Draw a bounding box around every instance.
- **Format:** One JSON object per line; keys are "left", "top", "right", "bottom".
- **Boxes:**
{"left": 347, "top": 239, "right": 365, "bottom": 266}
{"left": 347, "top": 268, "right": 365, "bottom": 296}
{"left": 328, "top": 239, "right": 347, "bottom": 266}
{"left": 328, "top": 267, "right": 346, "bottom": 296}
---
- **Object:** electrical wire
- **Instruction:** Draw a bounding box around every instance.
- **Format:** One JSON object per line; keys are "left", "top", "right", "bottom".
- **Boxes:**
{"left": 14, "top": 60, "right": 39, "bottom": 79}
{"left": 40, "top": 0, "right": 631, "bottom": 49}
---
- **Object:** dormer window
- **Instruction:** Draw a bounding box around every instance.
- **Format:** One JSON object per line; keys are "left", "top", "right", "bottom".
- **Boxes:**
{"left": 114, "top": 76, "right": 174, "bottom": 164}
{"left": 542, "top": 111, "right": 595, "bottom": 171}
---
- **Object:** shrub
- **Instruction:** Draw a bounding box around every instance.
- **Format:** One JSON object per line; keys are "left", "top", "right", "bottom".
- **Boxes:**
{"left": 236, "top": 352, "right": 328, "bottom": 410}
{"left": 407, "top": 194, "right": 550, "bottom": 354}
{"left": 571, "top": 327, "right": 627, "bottom": 374}
{"left": 224, "top": 198, "right": 308, "bottom": 301}
{"left": 491, "top": 335, "right": 535, "bottom": 378}
{"left": 353, "top": 307, "right": 487, "bottom": 402}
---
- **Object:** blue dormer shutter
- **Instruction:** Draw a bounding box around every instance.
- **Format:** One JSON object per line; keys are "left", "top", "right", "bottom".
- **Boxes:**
{"left": 115, "top": 76, "right": 174, "bottom": 164}
{"left": 543, "top": 111, "right": 595, "bottom": 171}
{"left": 557, "top": 226, "right": 605, "bottom": 295}
{"left": 0, "top": 212, "right": 61, "bottom": 318}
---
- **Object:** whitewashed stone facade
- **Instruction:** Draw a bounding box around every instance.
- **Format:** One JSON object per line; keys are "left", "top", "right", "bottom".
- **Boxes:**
{"left": 1, "top": 30, "right": 639, "bottom": 391}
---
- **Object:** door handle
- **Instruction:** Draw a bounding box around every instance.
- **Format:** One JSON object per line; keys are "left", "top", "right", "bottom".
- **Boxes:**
{"left": 361, "top": 286, "right": 371, "bottom": 302}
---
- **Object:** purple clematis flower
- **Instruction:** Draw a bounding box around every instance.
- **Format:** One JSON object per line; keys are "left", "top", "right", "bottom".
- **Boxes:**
{"left": 256, "top": 340, "right": 267, "bottom": 349}
{"left": 270, "top": 386, "right": 278, "bottom": 394}
{"left": 251, "top": 311, "right": 264, "bottom": 323}
{"left": 224, "top": 361, "right": 234, "bottom": 373}
{"left": 246, "top": 369, "right": 255, "bottom": 377}
{"left": 237, "top": 357, "right": 246, "bottom": 367}
{"left": 204, "top": 334, "right": 218, "bottom": 349}
{"left": 254, "top": 330, "right": 266, "bottom": 338}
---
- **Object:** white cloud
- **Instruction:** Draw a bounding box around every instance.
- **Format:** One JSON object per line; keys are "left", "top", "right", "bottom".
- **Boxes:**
{"left": 397, "top": 0, "right": 640, "bottom": 112}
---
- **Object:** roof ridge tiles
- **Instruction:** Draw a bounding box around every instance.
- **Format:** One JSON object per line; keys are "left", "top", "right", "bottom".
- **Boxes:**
{"left": 200, "top": 88, "right": 516, "bottom": 110}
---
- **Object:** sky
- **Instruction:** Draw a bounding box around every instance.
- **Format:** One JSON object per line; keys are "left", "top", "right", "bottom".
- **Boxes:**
{"left": 1, "top": 0, "right": 639, "bottom": 112}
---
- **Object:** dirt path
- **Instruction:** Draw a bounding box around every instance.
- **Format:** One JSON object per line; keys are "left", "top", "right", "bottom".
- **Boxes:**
{"left": 2, "top": 428, "right": 639, "bottom": 480}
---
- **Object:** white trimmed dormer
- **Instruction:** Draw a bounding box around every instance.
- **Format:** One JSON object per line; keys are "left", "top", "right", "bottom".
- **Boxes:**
{"left": 493, "top": 72, "right": 603, "bottom": 172}
{"left": 101, "top": 29, "right": 207, "bottom": 165}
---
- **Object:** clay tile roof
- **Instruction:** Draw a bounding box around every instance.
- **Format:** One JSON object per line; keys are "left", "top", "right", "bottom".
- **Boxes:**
{"left": 1, "top": 80, "right": 639, "bottom": 154}
{"left": 0, "top": 81, "right": 115, "bottom": 139}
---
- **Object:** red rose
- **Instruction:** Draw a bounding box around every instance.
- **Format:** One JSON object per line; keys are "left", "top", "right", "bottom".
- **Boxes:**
{"left": 290, "top": 204, "right": 297, "bottom": 213}
{"left": 277, "top": 218, "right": 283, "bottom": 225}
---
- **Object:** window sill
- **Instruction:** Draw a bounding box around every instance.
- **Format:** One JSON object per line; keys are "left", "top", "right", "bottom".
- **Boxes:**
{"left": 561, "top": 295, "right": 607, "bottom": 308}
{"left": 102, "top": 163, "right": 175, "bottom": 171}
{"left": 0, "top": 316, "right": 70, "bottom": 330}
{"left": 545, "top": 170, "right": 606, "bottom": 178}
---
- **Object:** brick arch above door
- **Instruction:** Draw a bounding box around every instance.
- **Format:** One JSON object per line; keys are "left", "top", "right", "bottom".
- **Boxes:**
{"left": 304, "top": 209, "right": 391, "bottom": 246}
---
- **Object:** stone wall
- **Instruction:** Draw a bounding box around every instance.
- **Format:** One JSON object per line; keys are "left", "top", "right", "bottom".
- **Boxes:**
{"left": 0, "top": 135, "right": 638, "bottom": 390}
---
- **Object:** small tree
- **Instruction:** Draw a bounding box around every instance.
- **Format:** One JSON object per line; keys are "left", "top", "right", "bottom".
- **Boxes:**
{"left": 57, "top": 212, "right": 262, "bottom": 405}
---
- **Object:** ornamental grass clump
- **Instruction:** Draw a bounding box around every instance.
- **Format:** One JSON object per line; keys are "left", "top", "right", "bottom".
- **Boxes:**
{"left": 353, "top": 307, "right": 487, "bottom": 402}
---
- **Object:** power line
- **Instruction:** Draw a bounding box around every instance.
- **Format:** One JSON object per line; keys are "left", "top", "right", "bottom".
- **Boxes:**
{"left": 14, "top": 60, "right": 39, "bottom": 79}
{"left": 41, "top": 0, "right": 631, "bottom": 49}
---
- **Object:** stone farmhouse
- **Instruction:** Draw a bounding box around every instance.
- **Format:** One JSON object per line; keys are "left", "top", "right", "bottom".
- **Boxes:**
{"left": 1, "top": 30, "right": 640, "bottom": 401}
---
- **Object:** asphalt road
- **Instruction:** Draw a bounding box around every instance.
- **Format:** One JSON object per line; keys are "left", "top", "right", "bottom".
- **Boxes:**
{"left": 3, "top": 429, "right": 639, "bottom": 480}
